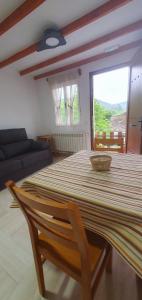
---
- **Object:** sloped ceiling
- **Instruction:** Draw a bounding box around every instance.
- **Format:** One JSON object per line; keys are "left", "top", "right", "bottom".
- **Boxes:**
{"left": 0, "top": 0, "right": 142, "bottom": 79}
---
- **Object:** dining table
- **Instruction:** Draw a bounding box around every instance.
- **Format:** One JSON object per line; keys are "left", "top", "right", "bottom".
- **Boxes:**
{"left": 22, "top": 150, "right": 142, "bottom": 279}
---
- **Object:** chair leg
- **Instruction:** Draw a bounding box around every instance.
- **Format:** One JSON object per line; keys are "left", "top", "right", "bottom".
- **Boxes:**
{"left": 81, "top": 290, "right": 93, "bottom": 300}
{"left": 29, "top": 225, "right": 46, "bottom": 297}
{"left": 33, "top": 250, "right": 46, "bottom": 297}
{"left": 106, "top": 247, "right": 113, "bottom": 273}
{"left": 81, "top": 283, "right": 93, "bottom": 300}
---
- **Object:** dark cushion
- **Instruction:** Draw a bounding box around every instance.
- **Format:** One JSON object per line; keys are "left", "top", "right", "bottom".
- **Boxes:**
{"left": 31, "top": 140, "right": 49, "bottom": 151}
{"left": 17, "top": 150, "right": 51, "bottom": 168}
{"left": 0, "top": 150, "right": 5, "bottom": 161}
{"left": 0, "top": 159, "right": 22, "bottom": 177}
{"left": 0, "top": 140, "right": 32, "bottom": 159}
{"left": 0, "top": 128, "right": 27, "bottom": 145}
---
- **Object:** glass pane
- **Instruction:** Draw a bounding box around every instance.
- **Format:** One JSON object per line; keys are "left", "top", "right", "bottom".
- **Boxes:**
{"left": 60, "top": 88, "right": 67, "bottom": 125}
{"left": 72, "top": 85, "right": 80, "bottom": 125}
{"left": 54, "top": 87, "right": 66, "bottom": 125}
{"left": 53, "top": 83, "right": 80, "bottom": 126}
{"left": 53, "top": 87, "right": 62, "bottom": 125}
{"left": 66, "top": 85, "right": 72, "bottom": 125}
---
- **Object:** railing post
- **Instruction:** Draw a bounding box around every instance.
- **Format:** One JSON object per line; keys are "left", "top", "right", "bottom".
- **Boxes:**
{"left": 102, "top": 132, "right": 106, "bottom": 139}
{"left": 110, "top": 131, "right": 114, "bottom": 139}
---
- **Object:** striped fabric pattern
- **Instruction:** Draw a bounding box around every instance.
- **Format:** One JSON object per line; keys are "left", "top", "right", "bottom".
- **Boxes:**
{"left": 22, "top": 151, "right": 142, "bottom": 278}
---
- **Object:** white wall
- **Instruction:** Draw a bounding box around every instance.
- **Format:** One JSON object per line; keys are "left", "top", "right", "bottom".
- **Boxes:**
{"left": 36, "top": 48, "right": 138, "bottom": 149}
{"left": 0, "top": 67, "right": 42, "bottom": 138}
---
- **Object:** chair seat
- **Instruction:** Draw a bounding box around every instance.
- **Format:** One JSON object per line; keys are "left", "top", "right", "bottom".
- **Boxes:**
{"left": 39, "top": 231, "right": 108, "bottom": 278}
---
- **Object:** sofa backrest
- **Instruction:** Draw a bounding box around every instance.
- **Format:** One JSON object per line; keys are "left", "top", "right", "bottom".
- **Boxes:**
{"left": 0, "top": 128, "right": 27, "bottom": 145}
{"left": 0, "top": 140, "right": 32, "bottom": 159}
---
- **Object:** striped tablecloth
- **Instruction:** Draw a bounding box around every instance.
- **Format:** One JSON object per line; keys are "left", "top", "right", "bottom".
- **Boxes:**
{"left": 22, "top": 151, "right": 142, "bottom": 278}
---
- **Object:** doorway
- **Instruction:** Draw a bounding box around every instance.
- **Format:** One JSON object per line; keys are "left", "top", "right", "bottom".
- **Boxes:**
{"left": 90, "top": 65, "right": 130, "bottom": 151}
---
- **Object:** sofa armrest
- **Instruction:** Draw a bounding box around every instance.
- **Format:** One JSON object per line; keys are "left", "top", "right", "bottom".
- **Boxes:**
{"left": 31, "top": 140, "right": 50, "bottom": 151}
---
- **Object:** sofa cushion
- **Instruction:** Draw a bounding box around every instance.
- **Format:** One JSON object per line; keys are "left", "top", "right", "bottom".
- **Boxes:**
{"left": 0, "top": 140, "right": 32, "bottom": 159}
{"left": 0, "top": 150, "right": 5, "bottom": 161}
{"left": 31, "top": 140, "right": 49, "bottom": 151}
{"left": 17, "top": 150, "right": 51, "bottom": 168}
{"left": 0, "top": 159, "right": 22, "bottom": 177}
{"left": 0, "top": 128, "right": 27, "bottom": 145}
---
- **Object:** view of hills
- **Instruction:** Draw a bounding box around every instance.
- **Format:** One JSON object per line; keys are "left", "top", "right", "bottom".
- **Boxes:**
{"left": 96, "top": 99, "right": 127, "bottom": 115}
{"left": 94, "top": 98, "right": 127, "bottom": 133}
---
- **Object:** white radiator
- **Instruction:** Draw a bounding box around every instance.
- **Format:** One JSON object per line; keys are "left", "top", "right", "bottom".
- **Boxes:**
{"left": 53, "top": 133, "right": 88, "bottom": 153}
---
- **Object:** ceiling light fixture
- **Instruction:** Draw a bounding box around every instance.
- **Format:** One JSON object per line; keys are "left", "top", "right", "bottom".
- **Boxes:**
{"left": 37, "top": 28, "right": 66, "bottom": 51}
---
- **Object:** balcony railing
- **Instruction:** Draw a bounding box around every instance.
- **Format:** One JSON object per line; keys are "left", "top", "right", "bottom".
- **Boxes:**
{"left": 93, "top": 131, "right": 125, "bottom": 153}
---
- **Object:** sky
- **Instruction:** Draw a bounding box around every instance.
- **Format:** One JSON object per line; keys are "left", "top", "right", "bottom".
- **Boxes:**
{"left": 93, "top": 67, "right": 129, "bottom": 104}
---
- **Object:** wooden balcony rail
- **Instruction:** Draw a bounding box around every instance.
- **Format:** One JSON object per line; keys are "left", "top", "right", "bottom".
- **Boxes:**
{"left": 93, "top": 131, "right": 124, "bottom": 153}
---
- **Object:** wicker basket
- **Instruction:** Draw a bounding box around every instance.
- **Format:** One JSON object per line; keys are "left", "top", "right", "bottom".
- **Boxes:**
{"left": 90, "top": 155, "right": 112, "bottom": 171}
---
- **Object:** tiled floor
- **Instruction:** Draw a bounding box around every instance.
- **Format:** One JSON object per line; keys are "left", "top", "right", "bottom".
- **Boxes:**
{"left": 0, "top": 167, "right": 142, "bottom": 299}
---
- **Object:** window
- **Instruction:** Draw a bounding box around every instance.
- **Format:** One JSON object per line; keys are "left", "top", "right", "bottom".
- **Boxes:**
{"left": 52, "top": 83, "right": 80, "bottom": 126}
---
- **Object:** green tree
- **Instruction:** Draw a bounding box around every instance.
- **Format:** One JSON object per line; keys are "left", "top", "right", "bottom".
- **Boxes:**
{"left": 93, "top": 99, "right": 112, "bottom": 134}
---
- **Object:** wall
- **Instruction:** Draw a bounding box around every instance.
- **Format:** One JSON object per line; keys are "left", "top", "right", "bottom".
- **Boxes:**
{"left": 36, "top": 48, "right": 138, "bottom": 149}
{"left": 0, "top": 67, "right": 42, "bottom": 138}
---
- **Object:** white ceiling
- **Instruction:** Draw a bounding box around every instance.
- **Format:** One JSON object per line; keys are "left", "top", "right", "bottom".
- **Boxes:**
{"left": 0, "top": 0, "right": 24, "bottom": 22}
{"left": 0, "top": 0, "right": 142, "bottom": 78}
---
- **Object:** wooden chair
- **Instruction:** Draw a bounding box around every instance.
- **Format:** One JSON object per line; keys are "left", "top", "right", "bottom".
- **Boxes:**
{"left": 94, "top": 131, "right": 124, "bottom": 153}
{"left": 6, "top": 181, "right": 112, "bottom": 300}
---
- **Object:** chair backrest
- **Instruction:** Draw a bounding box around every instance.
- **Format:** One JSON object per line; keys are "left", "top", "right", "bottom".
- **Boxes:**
{"left": 6, "top": 181, "right": 91, "bottom": 272}
{"left": 94, "top": 131, "right": 124, "bottom": 153}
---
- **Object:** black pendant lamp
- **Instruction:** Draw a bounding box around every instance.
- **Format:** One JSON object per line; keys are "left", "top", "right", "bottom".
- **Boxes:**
{"left": 37, "top": 28, "right": 66, "bottom": 51}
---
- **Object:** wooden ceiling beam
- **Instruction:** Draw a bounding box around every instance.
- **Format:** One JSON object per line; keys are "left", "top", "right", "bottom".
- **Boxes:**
{"left": 0, "top": 44, "right": 38, "bottom": 69}
{"left": 20, "top": 19, "right": 142, "bottom": 75}
{"left": 34, "top": 39, "right": 142, "bottom": 80}
{"left": 0, "top": 0, "right": 132, "bottom": 68}
{"left": 0, "top": 0, "right": 46, "bottom": 36}
{"left": 61, "top": 0, "right": 132, "bottom": 36}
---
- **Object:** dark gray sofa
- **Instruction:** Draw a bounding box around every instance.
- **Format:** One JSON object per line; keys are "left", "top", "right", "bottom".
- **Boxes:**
{"left": 0, "top": 128, "right": 53, "bottom": 190}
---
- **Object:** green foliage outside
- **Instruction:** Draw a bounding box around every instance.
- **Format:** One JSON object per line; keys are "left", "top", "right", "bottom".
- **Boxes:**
{"left": 93, "top": 99, "right": 126, "bottom": 134}
{"left": 72, "top": 94, "right": 80, "bottom": 124}
{"left": 93, "top": 99, "right": 112, "bottom": 134}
